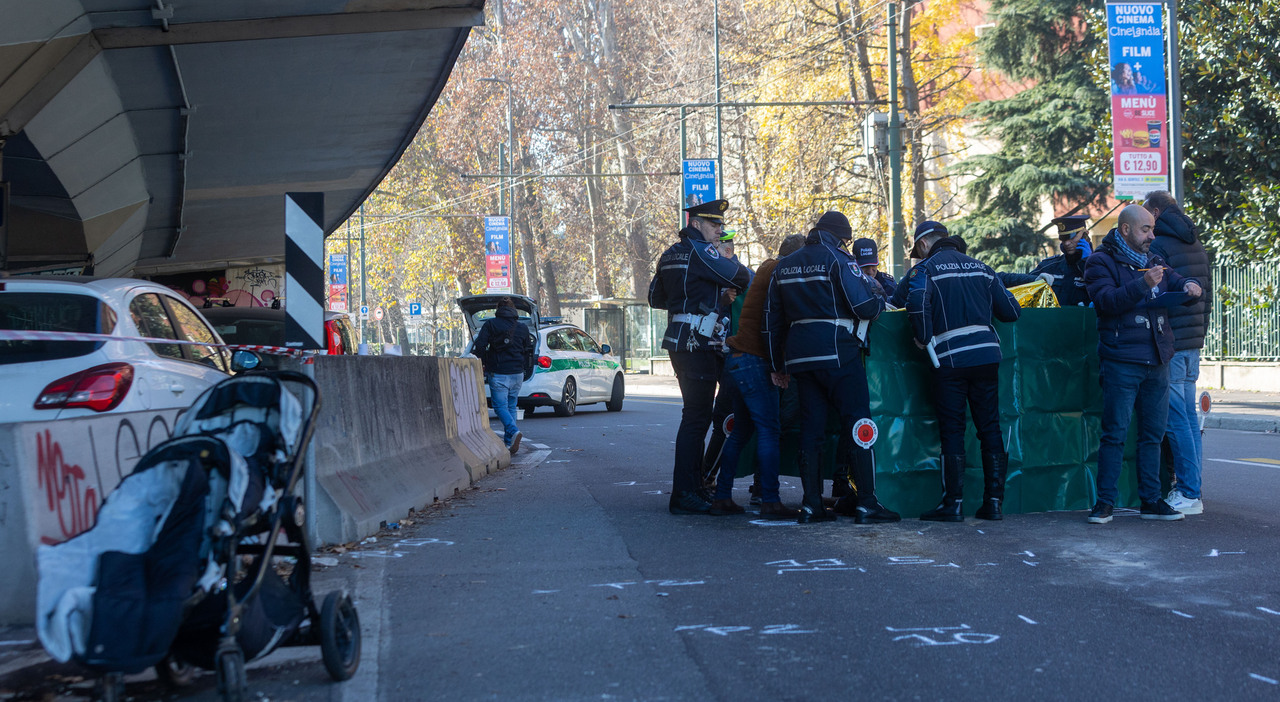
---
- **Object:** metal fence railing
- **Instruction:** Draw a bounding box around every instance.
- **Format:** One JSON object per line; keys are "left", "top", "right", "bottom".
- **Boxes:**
{"left": 1204, "top": 263, "right": 1280, "bottom": 361}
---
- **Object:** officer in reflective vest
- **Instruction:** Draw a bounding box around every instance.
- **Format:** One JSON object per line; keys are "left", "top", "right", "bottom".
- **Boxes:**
{"left": 904, "top": 220, "right": 1022, "bottom": 521}
{"left": 649, "top": 199, "right": 752, "bottom": 514}
{"left": 763, "top": 210, "right": 900, "bottom": 524}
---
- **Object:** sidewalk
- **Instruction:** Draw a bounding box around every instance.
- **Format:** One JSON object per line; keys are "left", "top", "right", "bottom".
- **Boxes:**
{"left": 1200, "top": 387, "right": 1280, "bottom": 433}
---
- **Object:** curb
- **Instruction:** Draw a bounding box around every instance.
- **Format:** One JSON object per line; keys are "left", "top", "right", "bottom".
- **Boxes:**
{"left": 1203, "top": 413, "right": 1280, "bottom": 433}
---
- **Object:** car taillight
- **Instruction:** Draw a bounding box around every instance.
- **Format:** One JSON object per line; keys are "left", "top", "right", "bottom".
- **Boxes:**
{"left": 537, "top": 356, "right": 552, "bottom": 369}
{"left": 326, "top": 320, "right": 343, "bottom": 355}
{"left": 34, "top": 363, "right": 134, "bottom": 412}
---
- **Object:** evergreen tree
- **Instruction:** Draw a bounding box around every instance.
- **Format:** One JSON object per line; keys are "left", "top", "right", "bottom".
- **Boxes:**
{"left": 951, "top": 0, "right": 1112, "bottom": 271}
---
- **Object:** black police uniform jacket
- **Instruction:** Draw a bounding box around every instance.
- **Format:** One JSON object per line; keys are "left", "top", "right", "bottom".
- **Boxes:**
{"left": 1029, "top": 253, "right": 1091, "bottom": 307}
{"left": 903, "top": 236, "right": 1021, "bottom": 369}
{"left": 1083, "top": 229, "right": 1197, "bottom": 366}
{"left": 648, "top": 227, "right": 751, "bottom": 353}
{"left": 763, "top": 230, "right": 884, "bottom": 373}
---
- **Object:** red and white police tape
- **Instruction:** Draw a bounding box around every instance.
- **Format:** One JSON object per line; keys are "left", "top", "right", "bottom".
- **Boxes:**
{"left": 0, "top": 328, "right": 320, "bottom": 359}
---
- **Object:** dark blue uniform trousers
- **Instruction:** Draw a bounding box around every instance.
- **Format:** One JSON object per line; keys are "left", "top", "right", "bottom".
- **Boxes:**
{"left": 670, "top": 350, "right": 723, "bottom": 495}
{"left": 795, "top": 355, "right": 873, "bottom": 513}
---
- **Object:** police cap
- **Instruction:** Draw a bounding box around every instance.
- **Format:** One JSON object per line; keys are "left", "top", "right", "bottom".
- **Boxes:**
{"left": 1051, "top": 215, "right": 1090, "bottom": 240}
{"left": 684, "top": 199, "right": 730, "bottom": 222}
{"left": 852, "top": 237, "right": 880, "bottom": 266}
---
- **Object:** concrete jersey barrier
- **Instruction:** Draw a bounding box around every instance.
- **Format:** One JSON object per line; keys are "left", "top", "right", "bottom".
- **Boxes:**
{"left": 304, "top": 355, "right": 508, "bottom": 546}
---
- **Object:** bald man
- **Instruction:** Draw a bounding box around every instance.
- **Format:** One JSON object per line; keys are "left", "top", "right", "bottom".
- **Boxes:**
{"left": 1081, "top": 205, "right": 1203, "bottom": 524}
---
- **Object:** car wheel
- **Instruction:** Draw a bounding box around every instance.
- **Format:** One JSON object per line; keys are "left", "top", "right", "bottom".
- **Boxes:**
{"left": 554, "top": 377, "right": 578, "bottom": 417}
{"left": 606, "top": 374, "right": 624, "bottom": 412}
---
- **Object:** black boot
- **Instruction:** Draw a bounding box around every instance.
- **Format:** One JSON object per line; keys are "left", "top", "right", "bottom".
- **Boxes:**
{"left": 797, "top": 451, "right": 835, "bottom": 524}
{"left": 669, "top": 490, "right": 712, "bottom": 515}
{"left": 835, "top": 447, "right": 900, "bottom": 523}
{"left": 830, "top": 463, "right": 854, "bottom": 499}
{"left": 920, "top": 454, "right": 965, "bottom": 522}
{"left": 975, "top": 452, "right": 1008, "bottom": 520}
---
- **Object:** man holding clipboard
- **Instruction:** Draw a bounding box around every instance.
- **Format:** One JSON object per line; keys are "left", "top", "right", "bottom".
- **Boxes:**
{"left": 1082, "top": 205, "right": 1204, "bottom": 524}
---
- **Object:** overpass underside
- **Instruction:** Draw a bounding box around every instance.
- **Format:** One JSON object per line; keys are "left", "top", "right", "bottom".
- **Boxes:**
{"left": 0, "top": 1, "right": 483, "bottom": 277}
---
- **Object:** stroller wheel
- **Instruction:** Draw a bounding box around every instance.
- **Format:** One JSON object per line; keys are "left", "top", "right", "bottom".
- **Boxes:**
{"left": 320, "top": 590, "right": 362, "bottom": 681}
{"left": 216, "top": 646, "right": 247, "bottom": 702}
{"left": 155, "top": 653, "right": 197, "bottom": 688}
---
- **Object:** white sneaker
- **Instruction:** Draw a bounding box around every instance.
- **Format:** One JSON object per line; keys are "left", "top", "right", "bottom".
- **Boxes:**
{"left": 1165, "top": 491, "right": 1204, "bottom": 515}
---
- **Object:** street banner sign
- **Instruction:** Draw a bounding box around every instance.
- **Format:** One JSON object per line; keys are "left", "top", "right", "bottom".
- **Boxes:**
{"left": 484, "top": 216, "right": 512, "bottom": 294}
{"left": 1106, "top": 2, "right": 1169, "bottom": 200}
{"left": 408, "top": 302, "right": 422, "bottom": 316}
{"left": 682, "top": 159, "right": 718, "bottom": 221}
{"left": 328, "top": 253, "right": 348, "bottom": 312}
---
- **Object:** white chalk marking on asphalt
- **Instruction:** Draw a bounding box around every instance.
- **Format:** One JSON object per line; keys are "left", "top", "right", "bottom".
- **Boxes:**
{"left": 1022, "top": 560, "right": 1038, "bottom": 567}
{"left": 749, "top": 519, "right": 801, "bottom": 526}
{"left": 545, "top": 459, "right": 570, "bottom": 463}
{"left": 643, "top": 490, "right": 664, "bottom": 495}
{"left": 1018, "top": 615, "right": 1038, "bottom": 625}
{"left": 530, "top": 443, "right": 550, "bottom": 449}
{"left": 1250, "top": 674, "right": 1279, "bottom": 685}
{"left": 1019, "top": 551, "right": 1036, "bottom": 558}
{"left": 532, "top": 590, "right": 559, "bottom": 594}
{"left": 1209, "top": 458, "right": 1280, "bottom": 469}
{"left": 1257, "top": 607, "right": 1280, "bottom": 616}
{"left": 341, "top": 553, "right": 387, "bottom": 702}
{"left": 0, "top": 640, "right": 35, "bottom": 647}
{"left": 977, "top": 530, "right": 985, "bottom": 534}
{"left": 675, "top": 624, "right": 713, "bottom": 631}
{"left": 395, "top": 538, "right": 454, "bottom": 547}
{"left": 1171, "top": 610, "right": 1194, "bottom": 619}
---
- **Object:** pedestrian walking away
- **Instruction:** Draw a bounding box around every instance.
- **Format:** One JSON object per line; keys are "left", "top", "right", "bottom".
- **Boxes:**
{"left": 903, "top": 220, "right": 1022, "bottom": 522}
{"left": 473, "top": 297, "right": 535, "bottom": 455}
{"left": 1082, "top": 204, "right": 1203, "bottom": 524}
{"left": 1144, "top": 190, "right": 1212, "bottom": 515}
{"left": 649, "top": 198, "right": 752, "bottom": 515}
{"left": 764, "top": 210, "right": 900, "bottom": 524}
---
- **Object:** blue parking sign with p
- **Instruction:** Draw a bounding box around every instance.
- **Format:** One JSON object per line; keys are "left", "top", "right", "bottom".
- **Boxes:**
{"left": 409, "top": 302, "right": 422, "bottom": 316}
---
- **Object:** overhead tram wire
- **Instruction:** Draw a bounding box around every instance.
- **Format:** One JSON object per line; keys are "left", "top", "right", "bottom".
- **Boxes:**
{"left": 358, "top": 0, "right": 893, "bottom": 231}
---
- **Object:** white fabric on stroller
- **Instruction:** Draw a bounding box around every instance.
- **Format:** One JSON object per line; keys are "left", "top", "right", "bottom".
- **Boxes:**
{"left": 36, "top": 459, "right": 189, "bottom": 663}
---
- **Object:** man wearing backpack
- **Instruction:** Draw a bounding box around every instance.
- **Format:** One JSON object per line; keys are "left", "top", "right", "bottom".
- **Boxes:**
{"left": 474, "top": 297, "right": 534, "bottom": 454}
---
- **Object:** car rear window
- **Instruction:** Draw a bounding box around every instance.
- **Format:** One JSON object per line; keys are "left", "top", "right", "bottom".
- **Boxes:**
{"left": 210, "top": 318, "right": 284, "bottom": 347}
{"left": 0, "top": 292, "right": 116, "bottom": 364}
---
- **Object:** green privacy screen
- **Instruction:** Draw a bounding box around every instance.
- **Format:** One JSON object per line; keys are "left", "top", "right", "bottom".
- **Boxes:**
{"left": 733, "top": 307, "right": 1148, "bottom": 515}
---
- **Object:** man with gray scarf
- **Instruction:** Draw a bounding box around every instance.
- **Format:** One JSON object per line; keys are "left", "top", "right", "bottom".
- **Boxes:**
{"left": 1082, "top": 205, "right": 1203, "bottom": 524}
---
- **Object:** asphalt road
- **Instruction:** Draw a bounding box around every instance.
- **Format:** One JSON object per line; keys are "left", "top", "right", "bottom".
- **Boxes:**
{"left": 6, "top": 377, "right": 1280, "bottom": 701}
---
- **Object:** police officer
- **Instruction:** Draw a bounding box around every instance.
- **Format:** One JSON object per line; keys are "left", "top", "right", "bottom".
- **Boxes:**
{"left": 649, "top": 199, "right": 752, "bottom": 514}
{"left": 1027, "top": 215, "right": 1093, "bottom": 307}
{"left": 904, "top": 221, "right": 1022, "bottom": 521}
{"left": 852, "top": 237, "right": 897, "bottom": 301}
{"left": 764, "top": 211, "right": 900, "bottom": 524}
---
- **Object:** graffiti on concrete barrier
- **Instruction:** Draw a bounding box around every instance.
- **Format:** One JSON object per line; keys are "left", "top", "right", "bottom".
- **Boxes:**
{"left": 35, "top": 430, "right": 98, "bottom": 545}
{"left": 447, "top": 360, "right": 493, "bottom": 459}
{"left": 17, "top": 410, "right": 177, "bottom": 546}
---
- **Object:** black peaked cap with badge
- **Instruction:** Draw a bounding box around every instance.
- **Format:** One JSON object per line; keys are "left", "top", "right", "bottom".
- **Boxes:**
{"left": 1050, "top": 215, "right": 1090, "bottom": 239}
{"left": 684, "top": 199, "right": 730, "bottom": 221}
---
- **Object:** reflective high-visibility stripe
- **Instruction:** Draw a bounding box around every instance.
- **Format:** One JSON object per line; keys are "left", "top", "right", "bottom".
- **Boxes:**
{"left": 936, "top": 341, "right": 1000, "bottom": 359}
{"left": 933, "top": 324, "right": 989, "bottom": 344}
{"left": 779, "top": 275, "right": 830, "bottom": 284}
{"left": 790, "top": 318, "right": 855, "bottom": 333}
{"left": 930, "top": 271, "right": 993, "bottom": 282}
{"left": 787, "top": 353, "right": 841, "bottom": 365}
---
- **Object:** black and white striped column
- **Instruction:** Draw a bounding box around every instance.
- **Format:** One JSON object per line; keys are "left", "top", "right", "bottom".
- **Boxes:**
{"left": 284, "top": 192, "right": 325, "bottom": 350}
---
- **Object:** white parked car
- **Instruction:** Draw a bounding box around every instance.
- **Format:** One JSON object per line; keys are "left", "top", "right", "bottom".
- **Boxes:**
{"left": 0, "top": 277, "right": 253, "bottom": 421}
{"left": 458, "top": 294, "right": 625, "bottom": 417}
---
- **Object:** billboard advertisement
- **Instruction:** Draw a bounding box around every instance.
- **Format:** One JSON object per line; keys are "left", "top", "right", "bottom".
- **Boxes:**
{"left": 1106, "top": 2, "right": 1168, "bottom": 200}
{"left": 328, "top": 253, "right": 348, "bottom": 312}
{"left": 682, "top": 159, "right": 718, "bottom": 214}
{"left": 485, "top": 216, "right": 512, "bottom": 293}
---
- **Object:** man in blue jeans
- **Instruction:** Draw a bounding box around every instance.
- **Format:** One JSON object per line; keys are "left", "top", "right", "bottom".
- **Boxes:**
{"left": 474, "top": 297, "right": 534, "bottom": 455}
{"left": 1083, "top": 205, "right": 1203, "bottom": 523}
{"left": 1145, "top": 190, "right": 1212, "bottom": 515}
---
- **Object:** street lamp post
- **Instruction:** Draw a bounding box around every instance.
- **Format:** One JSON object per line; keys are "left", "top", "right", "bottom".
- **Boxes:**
{"left": 479, "top": 77, "right": 515, "bottom": 224}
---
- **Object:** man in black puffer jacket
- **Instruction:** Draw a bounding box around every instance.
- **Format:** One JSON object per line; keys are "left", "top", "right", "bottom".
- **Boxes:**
{"left": 1082, "top": 205, "right": 1204, "bottom": 525}
{"left": 474, "top": 297, "right": 534, "bottom": 454}
{"left": 1144, "top": 190, "right": 1212, "bottom": 516}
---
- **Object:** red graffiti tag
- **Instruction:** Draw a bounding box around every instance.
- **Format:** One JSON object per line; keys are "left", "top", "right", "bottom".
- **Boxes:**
{"left": 36, "top": 430, "right": 99, "bottom": 545}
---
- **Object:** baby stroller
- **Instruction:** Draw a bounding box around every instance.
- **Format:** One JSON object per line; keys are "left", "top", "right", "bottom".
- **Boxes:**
{"left": 36, "top": 370, "right": 361, "bottom": 702}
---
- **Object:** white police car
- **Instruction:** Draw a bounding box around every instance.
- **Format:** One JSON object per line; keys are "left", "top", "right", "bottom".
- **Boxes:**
{"left": 458, "top": 294, "right": 624, "bottom": 417}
